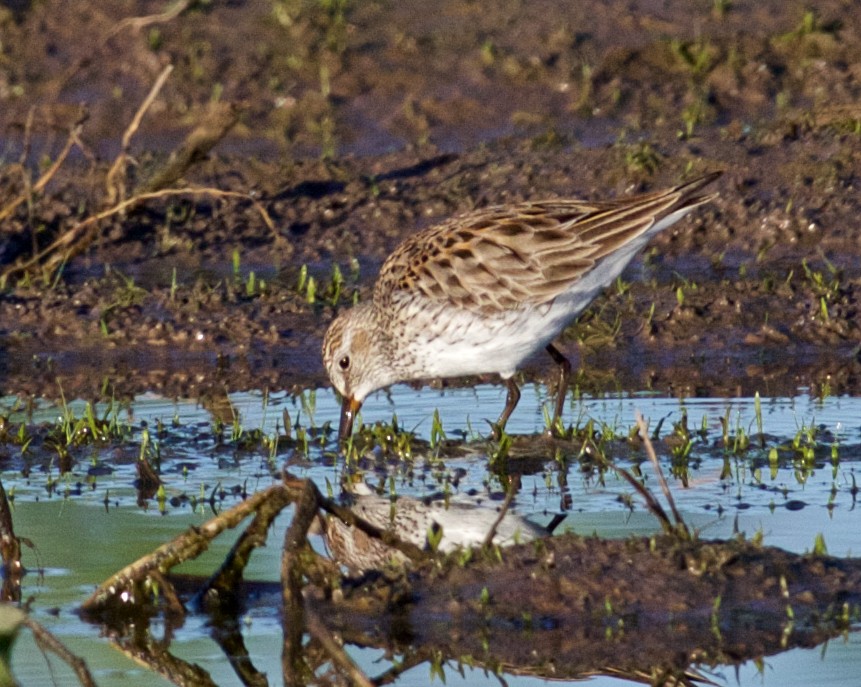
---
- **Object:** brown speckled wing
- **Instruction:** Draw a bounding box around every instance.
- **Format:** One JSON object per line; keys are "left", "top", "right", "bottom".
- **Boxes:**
{"left": 375, "top": 173, "right": 720, "bottom": 314}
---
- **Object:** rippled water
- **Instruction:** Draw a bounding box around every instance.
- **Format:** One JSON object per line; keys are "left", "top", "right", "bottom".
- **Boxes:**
{"left": 3, "top": 385, "right": 861, "bottom": 686}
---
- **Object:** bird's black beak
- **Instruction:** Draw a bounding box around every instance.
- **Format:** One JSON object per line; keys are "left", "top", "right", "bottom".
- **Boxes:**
{"left": 339, "top": 396, "right": 363, "bottom": 441}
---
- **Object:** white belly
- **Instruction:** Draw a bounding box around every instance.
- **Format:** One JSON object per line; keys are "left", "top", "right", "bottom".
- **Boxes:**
{"left": 402, "top": 295, "right": 578, "bottom": 379}
{"left": 399, "top": 230, "right": 660, "bottom": 380}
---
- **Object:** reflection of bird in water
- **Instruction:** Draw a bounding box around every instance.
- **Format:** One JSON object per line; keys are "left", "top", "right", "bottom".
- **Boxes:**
{"left": 319, "top": 483, "right": 550, "bottom": 575}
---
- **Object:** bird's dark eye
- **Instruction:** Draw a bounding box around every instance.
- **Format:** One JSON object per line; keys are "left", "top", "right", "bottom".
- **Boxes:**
{"left": 339, "top": 356, "right": 350, "bottom": 371}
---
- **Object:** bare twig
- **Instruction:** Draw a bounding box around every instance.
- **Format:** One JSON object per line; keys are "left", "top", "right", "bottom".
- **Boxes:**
{"left": 82, "top": 484, "right": 291, "bottom": 613}
{"left": 614, "top": 468, "right": 673, "bottom": 534}
{"left": 110, "top": 634, "right": 218, "bottom": 687}
{"left": 305, "top": 604, "right": 373, "bottom": 687}
{"left": 481, "top": 474, "right": 521, "bottom": 548}
{"left": 612, "top": 412, "right": 690, "bottom": 538}
{"left": 0, "top": 114, "right": 87, "bottom": 226}
{"left": 197, "top": 484, "right": 294, "bottom": 605}
{"left": 1, "top": 186, "right": 277, "bottom": 282}
{"left": 139, "top": 100, "right": 245, "bottom": 194}
{"left": 635, "top": 412, "right": 688, "bottom": 535}
{"left": 0, "top": 479, "right": 23, "bottom": 603}
{"left": 281, "top": 478, "right": 319, "bottom": 686}
{"left": 56, "top": 1, "right": 193, "bottom": 92}
{"left": 22, "top": 616, "right": 96, "bottom": 687}
{"left": 105, "top": 63, "right": 174, "bottom": 205}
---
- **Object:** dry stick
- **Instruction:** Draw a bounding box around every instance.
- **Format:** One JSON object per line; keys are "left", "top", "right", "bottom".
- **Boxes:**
{"left": 18, "top": 106, "right": 35, "bottom": 166}
{"left": 281, "top": 479, "right": 320, "bottom": 687}
{"left": 304, "top": 604, "right": 374, "bottom": 687}
{"left": 110, "top": 0, "right": 195, "bottom": 34}
{"left": 22, "top": 616, "right": 97, "bottom": 687}
{"left": 0, "top": 478, "right": 23, "bottom": 603}
{"left": 0, "top": 117, "right": 86, "bottom": 226}
{"left": 148, "top": 569, "right": 185, "bottom": 619}
{"left": 82, "top": 484, "right": 290, "bottom": 612}
{"left": 110, "top": 636, "right": 218, "bottom": 687}
{"left": 369, "top": 651, "right": 430, "bottom": 686}
{"left": 1, "top": 186, "right": 276, "bottom": 282}
{"left": 199, "top": 483, "right": 294, "bottom": 602}
{"left": 139, "top": 101, "right": 245, "bottom": 194}
{"left": 209, "top": 626, "right": 269, "bottom": 687}
{"left": 55, "top": 0, "right": 193, "bottom": 94}
{"left": 105, "top": 63, "right": 174, "bottom": 206}
{"left": 635, "top": 411, "right": 688, "bottom": 535}
{"left": 280, "top": 477, "right": 375, "bottom": 686}
{"left": 481, "top": 474, "right": 522, "bottom": 549}
{"left": 614, "top": 467, "right": 674, "bottom": 535}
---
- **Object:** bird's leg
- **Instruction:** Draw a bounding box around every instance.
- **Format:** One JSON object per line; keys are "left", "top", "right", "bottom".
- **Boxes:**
{"left": 545, "top": 343, "right": 572, "bottom": 435}
{"left": 492, "top": 377, "right": 521, "bottom": 439}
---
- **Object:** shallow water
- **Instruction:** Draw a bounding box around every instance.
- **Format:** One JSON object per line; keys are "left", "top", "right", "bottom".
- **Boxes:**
{"left": 3, "top": 385, "right": 861, "bottom": 686}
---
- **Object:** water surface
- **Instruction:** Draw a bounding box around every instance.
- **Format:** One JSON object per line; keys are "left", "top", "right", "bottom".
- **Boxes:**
{"left": 3, "top": 386, "right": 860, "bottom": 686}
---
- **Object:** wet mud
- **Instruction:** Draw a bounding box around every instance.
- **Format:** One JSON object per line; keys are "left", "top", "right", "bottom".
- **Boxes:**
{"left": 1, "top": 1, "right": 861, "bottom": 403}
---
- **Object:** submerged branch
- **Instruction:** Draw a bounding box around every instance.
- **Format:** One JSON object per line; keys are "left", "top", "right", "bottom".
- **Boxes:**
{"left": 81, "top": 484, "right": 291, "bottom": 614}
{"left": 23, "top": 615, "right": 96, "bottom": 687}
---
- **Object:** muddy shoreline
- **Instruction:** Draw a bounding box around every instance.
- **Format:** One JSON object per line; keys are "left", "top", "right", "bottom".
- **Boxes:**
{"left": 1, "top": 1, "right": 860, "bottom": 402}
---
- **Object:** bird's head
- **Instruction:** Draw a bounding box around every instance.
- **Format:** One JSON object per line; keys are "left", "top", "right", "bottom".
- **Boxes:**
{"left": 322, "top": 303, "right": 397, "bottom": 439}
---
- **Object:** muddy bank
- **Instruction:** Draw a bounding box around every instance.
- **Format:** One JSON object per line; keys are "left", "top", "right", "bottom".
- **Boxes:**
{"left": 313, "top": 532, "right": 861, "bottom": 681}
{"left": 0, "top": 0, "right": 860, "bottom": 402}
{"left": 1, "top": 133, "right": 860, "bottom": 402}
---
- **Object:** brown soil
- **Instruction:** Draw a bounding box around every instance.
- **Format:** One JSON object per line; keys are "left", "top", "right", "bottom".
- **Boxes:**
{"left": 1, "top": 0, "right": 861, "bottom": 402}
{"left": 314, "top": 532, "right": 861, "bottom": 681}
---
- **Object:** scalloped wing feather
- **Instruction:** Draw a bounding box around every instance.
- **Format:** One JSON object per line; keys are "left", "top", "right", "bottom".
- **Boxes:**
{"left": 375, "top": 173, "right": 720, "bottom": 314}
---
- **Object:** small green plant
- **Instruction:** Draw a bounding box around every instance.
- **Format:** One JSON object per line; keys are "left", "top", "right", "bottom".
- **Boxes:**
{"left": 710, "top": 595, "right": 723, "bottom": 640}
{"left": 99, "top": 270, "right": 149, "bottom": 335}
{"left": 754, "top": 392, "right": 765, "bottom": 448}
{"left": 670, "top": 39, "right": 715, "bottom": 78}
{"left": 429, "top": 409, "right": 446, "bottom": 450}
{"left": 323, "top": 263, "right": 344, "bottom": 304}
{"left": 305, "top": 275, "right": 317, "bottom": 304}
{"left": 426, "top": 524, "right": 443, "bottom": 553}
{"left": 169, "top": 267, "right": 178, "bottom": 302}
{"left": 712, "top": 0, "right": 731, "bottom": 18}
{"left": 679, "top": 93, "right": 712, "bottom": 139}
{"left": 621, "top": 140, "right": 662, "bottom": 175}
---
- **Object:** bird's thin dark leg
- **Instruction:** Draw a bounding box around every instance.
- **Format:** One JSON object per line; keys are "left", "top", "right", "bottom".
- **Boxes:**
{"left": 546, "top": 343, "right": 572, "bottom": 434}
{"left": 493, "top": 377, "right": 521, "bottom": 439}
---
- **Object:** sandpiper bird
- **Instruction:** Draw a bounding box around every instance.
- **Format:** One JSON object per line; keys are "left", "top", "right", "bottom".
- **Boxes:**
{"left": 319, "top": 483, "right": 546, "bottom": 574}
{"left": 323, "top": 172, "right": 722, "bottom": 439}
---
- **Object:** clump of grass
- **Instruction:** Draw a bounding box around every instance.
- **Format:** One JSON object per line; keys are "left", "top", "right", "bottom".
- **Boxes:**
{"left": 231, "top": 248, "right": 267, "bottom": 298}
{"left": 429, "top": 409, "right": 446, "bottom": 451}
{"left": 99, "top": 269, "right": 149, "bottom": 336}
{"left": 296, "top": 262, "right": 358, "bottom": 306}
{"left": 614, "top": 135, "right": 662, "bottom": 176}
{"left": 669, "top": 39, "right": 716, "bottom": 79}
{"left": 712, "top": 0, "right": 731, "bottom": 19}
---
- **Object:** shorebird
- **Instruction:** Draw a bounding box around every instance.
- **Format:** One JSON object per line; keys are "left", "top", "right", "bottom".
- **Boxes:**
{"left": 323, "top": 172, "right": 721, "bottom": 438}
